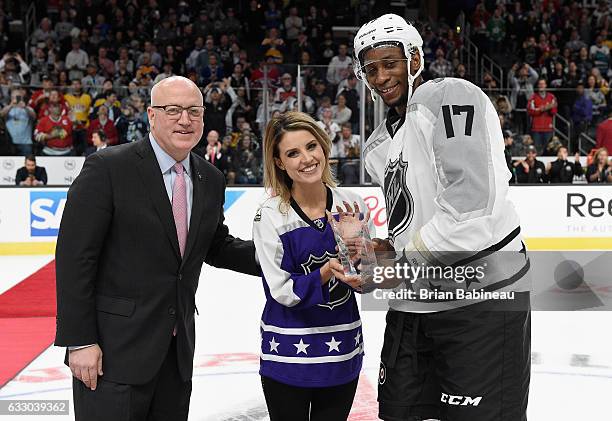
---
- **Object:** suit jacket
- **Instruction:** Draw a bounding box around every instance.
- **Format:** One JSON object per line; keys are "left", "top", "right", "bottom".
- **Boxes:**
{"left": 15, "top": 166, "right": 48, "bottom": 185}
{"left": 55, "top": 138, "right": 259, "bottom": 384}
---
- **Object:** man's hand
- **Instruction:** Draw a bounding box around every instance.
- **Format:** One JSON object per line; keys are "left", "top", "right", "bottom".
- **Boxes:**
{"left": 521, "top": 160, "right": 529, "bottom": 171}
{"left": 69, "top": 344, "right": 103, "bottom": 390}
{"left": 372, "top": 238, "right": 394, "bottom": 253}
{"left": 35, "top": 132, "right": 49, "bottom": 143}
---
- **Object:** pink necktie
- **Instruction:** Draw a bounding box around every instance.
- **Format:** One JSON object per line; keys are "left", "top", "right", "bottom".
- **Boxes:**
{"left": 172, "top": 163, "right": 188, "bottom": 257}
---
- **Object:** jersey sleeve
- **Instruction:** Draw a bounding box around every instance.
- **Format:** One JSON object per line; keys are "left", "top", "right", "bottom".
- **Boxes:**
{"left": 253, "top": 205, "right": 330, "bottom": 309}
{"left": 404, "top": 80, "right": 511, "bottom": 264}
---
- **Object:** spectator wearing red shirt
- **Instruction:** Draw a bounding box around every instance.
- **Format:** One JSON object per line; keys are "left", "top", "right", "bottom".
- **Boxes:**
{"left": 28, "top": 76, "right": 54, "bottom": 115}
{"left": 528, "top": 78, "right": 557, "bottom": 154}
{"left": 274, "top": 73, "right": 297, "bottom": 104}
{"left": 36, "top": 89, "right": 69, "bottom": 120}
{"left": 87, "top": 105, "right": 118, "bottom": 146}
{"left": 34, "top": 103, "right": 73, "bottom": 156}
{"left": 595, "top": 109, "right": 612, "bottom": 151}
{"left": 250, "top": 57, "right": 280, "bottom": 89}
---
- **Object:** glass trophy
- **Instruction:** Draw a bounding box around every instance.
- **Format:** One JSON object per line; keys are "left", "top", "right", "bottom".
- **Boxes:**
{"left": 329, "top": 212, "right": 378, "bottom": 291}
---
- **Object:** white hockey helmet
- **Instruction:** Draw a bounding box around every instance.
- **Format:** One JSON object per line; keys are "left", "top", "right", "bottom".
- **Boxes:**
{"left": 353, "top": 14, "right": 424, "bottom": 101}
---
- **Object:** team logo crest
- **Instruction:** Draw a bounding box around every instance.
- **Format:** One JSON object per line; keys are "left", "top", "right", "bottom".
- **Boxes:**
{"left": 384, "top": 157, "right": 414, "bottom": 242}
{"left": 301, "top": 252, "right": 351, "bottom": 310}
{"left": 313, "top": 218, "right": 325, "bottom": 230}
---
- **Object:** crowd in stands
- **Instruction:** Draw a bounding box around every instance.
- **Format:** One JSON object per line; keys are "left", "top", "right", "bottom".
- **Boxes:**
{"left": 464, "top": 0, "right": 611, "bottom": 184}
{"left": 0, "top": 0, "right": 372, "bottom": 185}
{"left": 0, "top": 0, "right": 610, "bottom": 184}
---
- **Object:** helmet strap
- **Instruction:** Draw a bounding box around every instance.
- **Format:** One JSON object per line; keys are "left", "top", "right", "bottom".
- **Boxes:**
{"left": 405, "top": 47, "right": 424, "bottom": 112}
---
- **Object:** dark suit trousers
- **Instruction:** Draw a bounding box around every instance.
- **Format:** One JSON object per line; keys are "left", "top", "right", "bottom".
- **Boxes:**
{"left": 72, "top": 337, "right": 191, "bottom": 421}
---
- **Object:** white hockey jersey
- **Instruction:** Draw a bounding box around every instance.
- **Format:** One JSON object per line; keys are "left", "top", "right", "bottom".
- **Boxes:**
{"left": 364, "top": 77, "right": 530, "bottom": 312}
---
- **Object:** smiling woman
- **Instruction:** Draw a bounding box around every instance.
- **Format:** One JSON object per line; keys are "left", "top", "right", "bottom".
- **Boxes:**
{"left": 253, "top": 111, "right": 371, "bottom": 420}
{"left": 262, "top": 111, "right": 336, "bottom": 207}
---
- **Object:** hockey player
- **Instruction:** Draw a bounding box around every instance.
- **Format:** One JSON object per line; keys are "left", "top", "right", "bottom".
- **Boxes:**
{"left": 253, "top": 111, "right": 370, "bottom": 421}
{"left": 335, "top": 14, "right": 531, "bottom": 421}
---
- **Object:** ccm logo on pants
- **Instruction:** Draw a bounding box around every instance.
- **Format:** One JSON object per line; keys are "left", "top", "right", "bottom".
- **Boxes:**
{"left": 440, "top": 393, "right": 483, "bottom": 406}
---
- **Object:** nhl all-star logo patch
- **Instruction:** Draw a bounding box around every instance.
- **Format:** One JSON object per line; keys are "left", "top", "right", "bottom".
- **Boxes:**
{"left": 379, "top": 361, "right": 387, "bottom": 385}
{"left": 384, "top": 157, "right": 414, "bottom": 242}
{"left": 301, "top": 252, "right": 352, "bottom": 310}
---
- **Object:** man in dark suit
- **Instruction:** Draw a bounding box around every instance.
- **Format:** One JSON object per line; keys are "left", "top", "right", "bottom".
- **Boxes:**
{"left": 15, "top": 154, "right": 48, "bottom": 186}
{"left": 55, "top": 76, "right": 259, "bottom": 420}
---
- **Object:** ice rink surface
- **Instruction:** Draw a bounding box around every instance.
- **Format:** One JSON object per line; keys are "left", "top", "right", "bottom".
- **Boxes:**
{"left": 1, "top": 255, "right": 611, "bottom": 421}
{"left": 2, "top": 185, "right": 611, "bottom": 420}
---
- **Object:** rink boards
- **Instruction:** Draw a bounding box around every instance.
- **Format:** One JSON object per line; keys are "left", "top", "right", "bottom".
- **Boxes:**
{"left": 0, "top": 185, "right": 611, "bottom": 254}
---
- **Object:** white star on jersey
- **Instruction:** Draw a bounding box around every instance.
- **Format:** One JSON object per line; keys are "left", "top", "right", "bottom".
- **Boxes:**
{"left": 294, "top": 339, "right": 310, "bottom": 355}
{"left": 325, "top": 337, "right": 342, "bottom": 352}
{"left": 269, "top": 337, "right": 280, "bottom": 353}
{"left": 354, "top": 331, "right": 361, "bottom": 346}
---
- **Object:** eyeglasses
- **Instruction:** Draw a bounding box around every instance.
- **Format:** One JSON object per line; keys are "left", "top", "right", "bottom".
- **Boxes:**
{"left": 151, "top": 105, "right": 206, "bottom": 119}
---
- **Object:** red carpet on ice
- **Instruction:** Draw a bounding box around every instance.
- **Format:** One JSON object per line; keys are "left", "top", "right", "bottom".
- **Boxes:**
{"left": 0, "top": 261, "right": 56, "bottom": 387}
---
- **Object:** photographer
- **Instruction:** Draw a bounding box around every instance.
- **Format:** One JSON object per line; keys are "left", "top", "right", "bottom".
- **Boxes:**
{"left": 0, "top": 52, "right": 31, "bottom": 85}
{"left": 0, "top": 88, "right": 36, "bottom": 156}
{"left": 203, "top": 80, "right": 232, "bottom": 137}
{"left": 15, "top": 155, "right": 47, "bottom": 186}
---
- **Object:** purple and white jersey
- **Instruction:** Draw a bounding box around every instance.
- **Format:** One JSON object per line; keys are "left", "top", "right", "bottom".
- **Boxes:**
{"left": 253, "top": 186, "right": 370, "bottom": 387}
